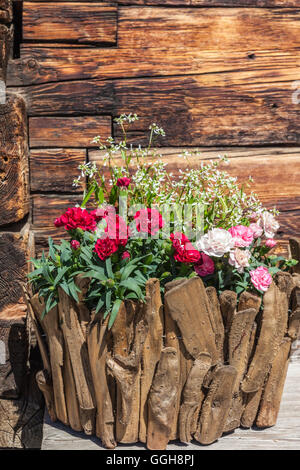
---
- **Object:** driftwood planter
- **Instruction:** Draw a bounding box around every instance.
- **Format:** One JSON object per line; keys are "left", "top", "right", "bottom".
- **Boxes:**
{"left": 24, "top": 269, "right": 300, "bottom": 449}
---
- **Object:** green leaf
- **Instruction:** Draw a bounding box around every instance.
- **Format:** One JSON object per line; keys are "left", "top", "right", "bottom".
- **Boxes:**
{"left": 106, "top": 290, "right": 112, "bottom": 311}
{"left": 81, "top": 181, "right": 97, "bottom": 208}
{"left": 95, "top": 296, "right": 105, "bottom": 314}
{"left": 108, "top": 299, "right": 122, "bottom": 330}
{"left": 68, "top": 281, "right": 79, "bottom": 302}
{"left": 105, "top": 258, "right": 114, "bottom": 279}
{"left": 53, "top": 266, "right": 69, "bottom": 287}
{"left": 119, "top": 279, "right": 142, "bottom": 298}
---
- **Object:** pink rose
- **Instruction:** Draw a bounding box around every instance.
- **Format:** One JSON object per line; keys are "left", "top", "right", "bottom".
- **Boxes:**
{"left": 228, "top": 225, "right": 254, "bottom": 248}
{"left": 265, "top": 238, "right": 277, "bottom": 248}
{"left": 249, "top": 223, "right": 263, "bottom": 239}
{"left": 250, "top": 266, "right": 272, "bottom": 292}
{"left": 70, "top": 240, "right": 80, "bottom": 250}
{"left": 194, "top": 253, "right": 215, "bottom": 277}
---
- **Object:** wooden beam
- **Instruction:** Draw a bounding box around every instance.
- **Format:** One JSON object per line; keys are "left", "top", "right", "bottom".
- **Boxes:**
{"left": 117, "top": 7, "right": 300, "bottom": 50}
{"left": 7, "top": 45, "right": 300, "bottom": 86}
{"left": 30, "top": 148, "right": 86, "bottom": 193}
{"left": 12, "top": 71, "right": 300, "bottom": 145}
{"left": 23, "top": 2, "right": 117, "bottom": 45}
{"left": 29, "top": 116, "right": 112, "bottom": 148}
{"left": 0, "top": 94, "right": 29, "bottom": 226}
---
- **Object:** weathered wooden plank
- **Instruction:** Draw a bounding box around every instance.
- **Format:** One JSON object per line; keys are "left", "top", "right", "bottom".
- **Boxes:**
{"left": 117, "top": 7, "right": 300, "bottom": 50}
{"left": 29, "top": 116, "right": 111, "bottom": 148}
{"left": 0, "top": 94, "right": 29, "bottom": 225}
{"left": 30, "top": 148, "right": 86, "bottom": 193}
{"left": 8, "top": 45, "right": 300, "bottom": 86}
{"left": 12, "top": 73, "right": 300, "bottom": 145}
{"left": 112, "top": 0, "right": 300, "bottom": 6}
{"left": 23, "top": 2, "right": 117, "bottom": 45}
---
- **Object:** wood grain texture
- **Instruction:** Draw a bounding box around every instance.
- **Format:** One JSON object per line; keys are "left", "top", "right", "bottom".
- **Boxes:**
{"left": 23, "top": 2, "right": 117, "bottom": 45}
{"left": 12, "top": 71, "right": 300, "bottom": 146}
{"left": 117, "top": 7, "right": 300, "bottom": 50}
{"left": 0, "top": 224, "right": 33, "bottom": 320}
{"left": 29, "top": 116, "right": 111, "bottom": 148}
{"left": 0, "top": 94, "right": 29, "bottom": 225}
{"left": 0, "top": 24, "right": 12, "bottom": 81}
{"left": 30, "top": 148, "right": 86, "bottom": 192}
{"left": 8, "top": 44, "right": 300, "bottom": 86}
{"left": 112, "top": 0, "right": 300, "bottom": 6}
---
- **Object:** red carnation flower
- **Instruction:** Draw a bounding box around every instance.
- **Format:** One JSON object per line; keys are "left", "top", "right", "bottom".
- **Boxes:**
{"left": 170, "top": 232, "right": 201, "bottom": 263}
{"left": 134, "top": 208, "right": 164, "bottom": 236}
{"left": 70, "top": 240, "right": 80, "bottom": 250}
{"left": 90, "top": 208, "right": 109, "bottom": 223}
{"left": 94, "top": 237, "right": 119, "bottom": 261}
{"left": 116, "top": 177, "right": 131, "bottom": 188}
{"left": 104, "top": 214, "right": 129, "bottom": 247}
{"left": 54, "top": 207, "right": 97, "bottom": 232}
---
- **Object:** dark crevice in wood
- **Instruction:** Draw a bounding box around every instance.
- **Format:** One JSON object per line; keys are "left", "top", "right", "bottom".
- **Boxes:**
{"left": 0, "top": 214, "right": 29, "bottom": 233}
{"left": 12, "top": 1, "right": 22, "bottom": 59}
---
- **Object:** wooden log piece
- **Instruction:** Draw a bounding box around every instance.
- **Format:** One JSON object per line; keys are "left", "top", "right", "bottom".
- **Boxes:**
{"left": 36, "top": 369, "right": 56, "bottom": 423}
{"left": 58, "top": 287, "right": 96, "bottom": 434}
{"left": 164, "top": 277, "right": 218, "bottom": 363}
{"left": 139, "top": 279, "right": 163, "bottom": 443}
{"left": 194, "top": 365, "right": 237, "bottom": 445}
{"left": 224, "top": 308, "right": 257, "bottom": 432}
{"left": 242, "top": 282, "right": 289, "bottom": 393}
{"left": 107, "top": 300, "right": 149, "bottom": 443}
{"left": 256, "top": 337, "right": 291, "bottom": 428}
{"left": 88, "top": 315, "right": 116, "bottom": 449}
{"left": 0, "top": 94, "right": 29, "bottom": 225}
{"left": 30, "top": 294, "right": 68, "bottom": 426}
{"left": 179, "top": 352, "right": 211, "bottom": 443}
{"left": 62, "top": 345, "right": 82, "bottom": 432}
{"left": 240, "top": 389, "right": 263, "bottom": 429}
{"left": 164, "top": 296, "right": 194, "bottom": 441}
{"left": 147, "top": 347, "right": 179, "bottom": 450}
{"left": 205, "top": 286, "right": 225, "bottom": 363}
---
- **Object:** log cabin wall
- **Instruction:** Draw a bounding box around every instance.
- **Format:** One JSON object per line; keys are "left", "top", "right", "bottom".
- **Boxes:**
{"left": 5, "top": 0, "right": 300, "bottom": 255}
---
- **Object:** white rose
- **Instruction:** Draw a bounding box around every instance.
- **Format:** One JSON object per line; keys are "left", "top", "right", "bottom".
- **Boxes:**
{"left": 258, "top": 211, "right": 280, "bottom": 239}
{"left": 229, "top": 248, "right": 251, "bottom": 273}
{"left": 196, "top": 228, "right": 234, "bottom": 257}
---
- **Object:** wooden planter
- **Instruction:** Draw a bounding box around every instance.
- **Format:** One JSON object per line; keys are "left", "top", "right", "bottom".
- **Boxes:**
{"left": 24, "top": 270, "right": 300, "bottom": 449}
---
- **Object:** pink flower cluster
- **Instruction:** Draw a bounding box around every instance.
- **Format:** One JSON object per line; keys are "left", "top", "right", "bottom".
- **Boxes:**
{"left": 170, "top": 232, "right": 215, "bottom": 277}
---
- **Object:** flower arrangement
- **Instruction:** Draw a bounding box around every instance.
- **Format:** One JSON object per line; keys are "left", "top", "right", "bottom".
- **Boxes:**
{"left": 28, "top": 114, "right": 297, "bottom": 328}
